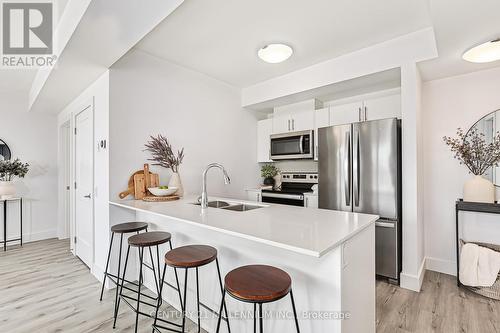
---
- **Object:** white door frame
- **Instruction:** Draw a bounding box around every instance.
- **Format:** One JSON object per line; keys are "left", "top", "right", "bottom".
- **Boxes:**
{"left": 70, "top": 98, "right": 95, "bottom": 269}
{"left": 58, "top": 120, "right": 71, "bottom": 240}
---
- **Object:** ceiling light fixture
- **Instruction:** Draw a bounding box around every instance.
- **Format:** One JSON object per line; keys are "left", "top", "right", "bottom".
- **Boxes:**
{"left": 258, "top": 44, "right": 293, "bottom": 64}
{"left": 463, "top": 38, "right": 500, "bottom": 63}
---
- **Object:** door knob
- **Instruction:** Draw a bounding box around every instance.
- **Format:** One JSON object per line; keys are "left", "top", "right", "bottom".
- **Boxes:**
{"left": 84, "top": 194, "right": 92, "bottom": 199}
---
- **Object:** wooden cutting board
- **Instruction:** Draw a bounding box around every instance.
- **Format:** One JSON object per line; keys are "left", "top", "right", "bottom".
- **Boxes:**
{"left": 119, "top": 164, "right": 159, "bottom": 199}
{"left": 133, "top": 172, "right": 159, "bottom": 199}
{"left": 142, "top": 195, "right": 179, "bottom": 202}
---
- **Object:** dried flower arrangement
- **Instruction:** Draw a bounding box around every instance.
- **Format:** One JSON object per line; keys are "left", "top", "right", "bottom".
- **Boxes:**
{"left": 0, "top": 158, "right": 29, "bottom": 181}
{"left": 443, "top": 127, "right": 500, "bottom": 176}
{"left": 144, "top": 135, "right": 184, "bottom": 173}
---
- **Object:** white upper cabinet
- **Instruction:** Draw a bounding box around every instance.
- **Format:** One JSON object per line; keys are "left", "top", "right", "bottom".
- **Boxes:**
{"left": 363, "top": 94, "right": 401, "bottom": 121}
{"left": 257, "top": 119, "right": 273, "bottom": 163}
{"left": 314, "top": 107, "right": 330, "bottom": 160}
{"left": 330, "top": 101, "right": 363, "bottom": 126}
{"left": 272, "top": 99, "right": 320, "bottom": 134}
{"left": 329, "top": 91, "right": 401, "bottom": 126}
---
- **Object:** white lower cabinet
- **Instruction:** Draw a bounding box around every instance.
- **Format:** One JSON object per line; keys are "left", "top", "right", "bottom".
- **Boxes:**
{"left": 246, "top": 189, "right": 262, "bottom": 202}
{"left": 304, "top": 194, "right": 318, "bottom": 208}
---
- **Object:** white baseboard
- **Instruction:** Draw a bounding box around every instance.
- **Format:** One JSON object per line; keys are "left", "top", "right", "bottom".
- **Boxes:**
{"left": 400, "top": 258, "right": 426, "bottom": 292}
{"left": 425, "top": 256, "right": 456, "bottom": 276}
{"left": 0, "top": 229, "right": 57, "bottom": 247}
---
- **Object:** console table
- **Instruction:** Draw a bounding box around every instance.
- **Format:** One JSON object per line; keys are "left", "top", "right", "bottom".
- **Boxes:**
{"left": 1, "top": 198, "right": 23, "bottom": 251}
{"left": 455, "top": 199, "right": 500, "bottom": 286}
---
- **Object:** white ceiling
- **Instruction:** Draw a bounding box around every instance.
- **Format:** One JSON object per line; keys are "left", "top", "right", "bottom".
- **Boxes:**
{"left": 418, "top": 0, "right": 500, "bottom": 81}
{"left": 135, "top": 0, "right": 431, "bottom": 87}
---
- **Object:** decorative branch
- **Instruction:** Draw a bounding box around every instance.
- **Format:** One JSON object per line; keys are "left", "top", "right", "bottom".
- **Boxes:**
{"left": 144, "top": 135, "right": 184, "bottom": 173}
{"left": 443, "top": 127, "right": 500, "bottom": 176}
{"left": 0, "top": 159, "right": 29, "bottom": 181}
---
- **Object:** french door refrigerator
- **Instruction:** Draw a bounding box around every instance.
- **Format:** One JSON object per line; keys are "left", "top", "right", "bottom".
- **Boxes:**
{"left": 318, "top": 118, "right": 402, "bottom": 283}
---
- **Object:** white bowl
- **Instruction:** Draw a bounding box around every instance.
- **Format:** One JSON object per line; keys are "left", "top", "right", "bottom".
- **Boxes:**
{"left": 148, "top": 187, "right": 178, "bottom": 197}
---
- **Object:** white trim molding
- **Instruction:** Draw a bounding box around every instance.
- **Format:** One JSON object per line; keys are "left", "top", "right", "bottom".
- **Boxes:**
{"left": 400, "top": 258, "right": 426, "bottom": 292}
{"left": 425, "top": 256, "right": 456, "bottom": 276}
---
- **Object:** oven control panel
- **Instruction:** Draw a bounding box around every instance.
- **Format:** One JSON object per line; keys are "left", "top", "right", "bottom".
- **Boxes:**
{"left": 281, "top": 173, "right": 318, "bottom": 184}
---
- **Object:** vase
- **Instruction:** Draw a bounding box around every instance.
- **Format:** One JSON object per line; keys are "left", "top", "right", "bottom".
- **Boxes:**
{"left": 168, "top": 172, "right": 184, "bottom": 197}
{"left": 263, "top": 177, "right": 275, "bottom": 187}
{"left": 463, "top": 175, "right": 495, "bottom": 203}
{"left": 0, "top": 181, "right": 16, "bottom": 199}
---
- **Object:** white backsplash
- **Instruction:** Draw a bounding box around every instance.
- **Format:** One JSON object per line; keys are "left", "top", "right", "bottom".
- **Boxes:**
{"left": 273, "top": 160, "right": 318, "bottom": 173}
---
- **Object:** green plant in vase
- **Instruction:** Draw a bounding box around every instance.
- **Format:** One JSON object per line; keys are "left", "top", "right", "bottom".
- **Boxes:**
{"left": 261, "top": 164, "right": 280, "bottom": 187}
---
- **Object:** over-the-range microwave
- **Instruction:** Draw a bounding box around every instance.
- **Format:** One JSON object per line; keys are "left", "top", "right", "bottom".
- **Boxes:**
{"left": 270, "top": 130, "right": 314, "bottom": 160}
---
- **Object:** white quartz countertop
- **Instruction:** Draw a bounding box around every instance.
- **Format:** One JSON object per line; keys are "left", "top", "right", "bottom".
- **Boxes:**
{"left": 109, "top": 196, "right": 378, "bottom": 258}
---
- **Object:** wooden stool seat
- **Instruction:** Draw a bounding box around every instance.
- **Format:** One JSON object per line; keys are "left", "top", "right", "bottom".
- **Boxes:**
{"left": 111, "top": 222, "right": 148, "bottom": 234}
{"left": 165, "top": 245, "right": 218, "bottom": 268}
{"left": 128, "top": 231, "right": 171, "bottom": 247}
{"left": 224, "top": 265, "right": 292, "bottom": 303}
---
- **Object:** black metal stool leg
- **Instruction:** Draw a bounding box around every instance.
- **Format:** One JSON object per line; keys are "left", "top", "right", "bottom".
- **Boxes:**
{"left": 196, "top": 267, "right": 201, "bottom": 333}
{"left": 100, "top": 232, "right": 115, "bottom": 301}
{"left": 253, "top": 303, "right": 257, "bottom": 333}
{"left": 149, "top": 246, "right": 160, "bottom": 296}
{"left": 215, "top": 289, "right": 226, "bottom": 333}
{"left": 152, "top": 262, "right": 167, "bottom": 333}
{"left": 290, "top": 290, "right": 300, "bottom": 333}
{"left": 215, "top": 258, "right": 231, "bottom": 333}
{"left": 114, "top": 244, "right": 130, "bottom": 328}
{"left": 134, "top": 247, "right": 145, "bottom": 333}
{"left": 169, "top": 240, "right": 184, "bottom": 309}
{"left": 112, "top": 234, "right": 124, "bottom": 317}
{"left": 181, "top": 268, "right": 189, "bottom": 333}
{"left": 259, "top": 303, "right": 263, "bottom": 333}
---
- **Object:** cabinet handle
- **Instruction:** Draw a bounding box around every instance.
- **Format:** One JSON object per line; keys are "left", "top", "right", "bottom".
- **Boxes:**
{"left": 358, "top": 107, "right": 362, "bottom": 122}
{"left": 292, "top": 118, "right": 295, "bottom": 130}
{"left": 288, "top": 119, "right": 290, "bottom": 131}
{"left": 305, "top": 197, "right": 309, "bottom": 207}
{"left": 364, "top": 106, "right": 367, "bottom": 121}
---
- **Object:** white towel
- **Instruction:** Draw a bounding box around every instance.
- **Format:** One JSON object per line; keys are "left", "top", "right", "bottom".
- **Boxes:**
{"left": 459, "top": 243, "right": 500, "bottom": 287}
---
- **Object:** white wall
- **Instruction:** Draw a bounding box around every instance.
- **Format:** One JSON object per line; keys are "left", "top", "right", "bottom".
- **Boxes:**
{"left": 57, "top": 71, "right": 109, "bottom": 279}
{"left": 0, "top": 92, "right": 58, "bottom": 245}
{"left": 109, "top": 49, "right": 259, "bottom": 200}
{"left": 423, "top": 67, "right": 500, "bottom": 275}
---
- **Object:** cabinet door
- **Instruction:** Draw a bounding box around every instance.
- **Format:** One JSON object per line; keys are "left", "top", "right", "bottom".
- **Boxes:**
{"left": 291, "top": 110, "right": 315, "bottom": 131}
{"left": 363, "top": 94, "right": 401, "bottom": 121}
{"left": 257, "top": 119, "right": 273, "bottom": 162}
{"left": 314, "top": 107, "right": 330, "bottom": 160}
{"left": 330, "top": 101, "right": 363, "bottom": 126}
{"left": 272, "top": 113, "right": 291, "bottom": 134}
{"left": 304, "top": 195, "right": 318, "bottom": 208}
{"left": 246, "top": 190, "right": 261, "bottom": 202}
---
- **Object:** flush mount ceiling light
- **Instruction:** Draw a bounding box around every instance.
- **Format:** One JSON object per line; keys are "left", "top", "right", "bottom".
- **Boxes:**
{"left": 463, "top": 38, "right": 500, "bottom": 63}
{"left": 258, "top": 44, "right": 293, "bottom": 63}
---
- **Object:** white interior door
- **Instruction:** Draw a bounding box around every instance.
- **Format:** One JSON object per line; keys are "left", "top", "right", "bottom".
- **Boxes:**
{"left": 75, "top": 106, "right": 94, "bottom": 268}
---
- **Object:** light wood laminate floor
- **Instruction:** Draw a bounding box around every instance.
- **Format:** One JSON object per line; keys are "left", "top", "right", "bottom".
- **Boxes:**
{"left": 1, "top": 239, "right": 499, "bottom": 332}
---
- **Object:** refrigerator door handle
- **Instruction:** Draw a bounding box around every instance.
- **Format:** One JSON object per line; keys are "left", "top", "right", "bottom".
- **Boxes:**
{"left": 353, "top": 130, "right": 360, "bottom": 207}
{"left": 344, "top": 131, "right": 351, "bottom": 206}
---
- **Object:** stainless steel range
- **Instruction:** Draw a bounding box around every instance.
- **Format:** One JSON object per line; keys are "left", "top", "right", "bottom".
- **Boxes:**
{"left": 261, "top": 172, "right": 318, "bottom": 207}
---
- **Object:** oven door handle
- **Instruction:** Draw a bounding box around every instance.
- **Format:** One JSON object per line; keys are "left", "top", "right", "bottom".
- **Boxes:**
{"left": 261, "top": 192, "right": 304, "bottom": 200}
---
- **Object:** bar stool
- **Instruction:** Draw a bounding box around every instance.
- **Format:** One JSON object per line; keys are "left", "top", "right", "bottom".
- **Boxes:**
{"left": 152, "top": 245, "right": 231, "bottom": 333}
{"left": 115, "top": 231, "right": 182, "bottom": 333}
{"left": 99, "top": 222, "right": 149, "bottom": 315}
{"left": 216, "top": 265, "right": 300, "bottom": 333}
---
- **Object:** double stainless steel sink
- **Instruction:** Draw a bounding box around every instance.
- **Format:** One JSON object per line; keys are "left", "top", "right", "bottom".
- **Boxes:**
{"left": 193, "top": 200, "right": 264, "bottom": 212}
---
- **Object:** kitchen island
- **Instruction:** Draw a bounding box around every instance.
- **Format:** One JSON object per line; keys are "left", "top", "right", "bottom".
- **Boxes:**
{"left": 110, "top": 196, "right": 378, "bottom": 333}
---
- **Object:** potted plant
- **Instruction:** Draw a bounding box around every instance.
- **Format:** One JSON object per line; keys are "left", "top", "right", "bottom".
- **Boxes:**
{"left": 443, "top": 128, "right": 500, "bottom": 203}
{"left": 144, "top": 134, "right": 185, "bottom": 196}
{"left": 261, "top": 164, "right": 280, "bottom": 187}
{"left": 0, "top": 159, "right": 29, "bottom": 199}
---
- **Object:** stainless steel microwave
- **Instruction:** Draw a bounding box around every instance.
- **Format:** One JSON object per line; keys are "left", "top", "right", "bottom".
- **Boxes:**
{"left": 270, "top": 130, "right": 314, "bottom": 160}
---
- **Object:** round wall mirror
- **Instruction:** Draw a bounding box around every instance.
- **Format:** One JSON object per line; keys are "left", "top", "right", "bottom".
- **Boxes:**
{"left": 467, "top": 109, "right": 500, "bottom": 186}
{"left": 0, "top": 139, "right": 11, "bottom": 161}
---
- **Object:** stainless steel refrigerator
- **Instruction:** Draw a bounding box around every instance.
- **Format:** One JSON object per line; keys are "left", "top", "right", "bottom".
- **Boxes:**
{"left": 318, "top": 118, "right": 402, "bottom": 283}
